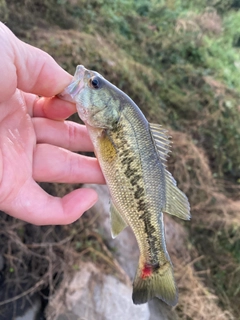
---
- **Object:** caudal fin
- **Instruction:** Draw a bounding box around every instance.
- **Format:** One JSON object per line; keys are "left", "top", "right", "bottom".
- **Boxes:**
{"left": 132, "top": 260, "right": 178, "bottom": 306}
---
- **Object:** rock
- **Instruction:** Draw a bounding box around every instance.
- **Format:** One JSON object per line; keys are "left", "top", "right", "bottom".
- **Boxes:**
{"left": 0, "top": 254, "right": 4, "bottom": 271}
{"left": 15, "top": 295, "right": 42, "bottom": 320}
{"left": 0, "top": 293, "right": 42, "bottom": 320}
{"left": 82, "top": 185, "right": 177, "bottom": 320}
{"left": 46, "top": 262, "right": 150, "bottom": 320}
{"left": 85, "top": 184, "right": 139, "bottom": 280}
{"left": 46, "top": 185, "right": 180, "bottom": 320}
{"left": 148, "top": 299, "right": 178, "bottom": 320}
{"left": 85, "top": 184, "right": 187, "bottom": 277}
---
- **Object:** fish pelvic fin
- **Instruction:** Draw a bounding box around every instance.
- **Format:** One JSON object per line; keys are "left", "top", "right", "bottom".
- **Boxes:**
{"left": 132, "top": 259, "right": 178, "bottom": 306}
{"left": 110, "top": 201, "right": 128, "bottom": 238}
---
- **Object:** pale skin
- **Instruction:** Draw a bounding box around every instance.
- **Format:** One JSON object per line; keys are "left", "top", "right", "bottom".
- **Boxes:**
{"left": 0, "top": 23, "right": 105, "bottom": 225}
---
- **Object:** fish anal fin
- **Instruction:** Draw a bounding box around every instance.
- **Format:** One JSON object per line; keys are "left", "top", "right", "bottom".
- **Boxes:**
{"left": 164, "top": 170, "right": 191, "bottom": 220}
{"left": 132, "top": 259, "right": 178, "bottom": 306}
{"left": 110, "top": 201, "right": 128, "bottom": 238}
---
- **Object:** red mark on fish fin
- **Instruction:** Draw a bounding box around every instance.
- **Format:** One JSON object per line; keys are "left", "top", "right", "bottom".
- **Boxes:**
{"left": 141, "top": 264, "right": 153, "bottom": 279}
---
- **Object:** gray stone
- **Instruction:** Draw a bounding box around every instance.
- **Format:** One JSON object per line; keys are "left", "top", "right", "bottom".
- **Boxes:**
{"left": 0, "top": 253, "right": 4, "bottom": 271}
{"left": 15, "top": 294, "right": 41, "bottom": 320}
{"left": 47, "top": 185, "right": 180, "bottom": 320}
{"left": 85, "top": 184, "right": 139, "bottom": 281}
{"left": 46, "top": 262, "right": 150, "bottom": 320}
{"left": 148, "top": 299, "right": 177, "bottom": 320}
{"left": 82, "top": 185, "right": 177, "bottom": 320}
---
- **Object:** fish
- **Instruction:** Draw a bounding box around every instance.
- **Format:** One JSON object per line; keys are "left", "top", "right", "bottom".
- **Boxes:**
{"left": 59, "top": 65, "right": 190, "bottom": 306}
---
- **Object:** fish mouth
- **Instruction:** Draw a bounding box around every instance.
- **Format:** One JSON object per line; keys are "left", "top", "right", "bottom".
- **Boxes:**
{"left": 58, "top": 65, "right": 86, "bottom": 103}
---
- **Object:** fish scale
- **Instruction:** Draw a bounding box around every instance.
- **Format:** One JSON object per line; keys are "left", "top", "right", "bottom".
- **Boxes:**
{"left": 59, "top": 65, "right": 191, "bottom": 306}
{"left": 92, "top": 111, "right": 167, "bottom": 264}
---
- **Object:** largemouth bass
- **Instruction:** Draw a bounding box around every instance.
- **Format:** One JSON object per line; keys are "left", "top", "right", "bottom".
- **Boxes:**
{"left": 59, "top": 65, "right": 190, "bottom": 306}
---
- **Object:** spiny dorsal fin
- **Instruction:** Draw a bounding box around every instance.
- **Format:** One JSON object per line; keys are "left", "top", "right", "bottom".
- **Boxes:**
{"left": 149, "top": 123, "right": 171, "bottom": 166}
{"left": 150, "top": 123, "right": 190, "bottom": 220}
{"left": 110, "top": 201, "right": 128, "bottom": 238}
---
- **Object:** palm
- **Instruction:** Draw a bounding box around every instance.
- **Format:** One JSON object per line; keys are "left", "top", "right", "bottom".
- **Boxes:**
{"left": 0, "top": 22, "right": 104, "bottom": 225}
{"left": 0, "top": 90, "right": 35, "bottom": 207}
{"left": 0, "top": 89, "right": 104, "bottom": 224}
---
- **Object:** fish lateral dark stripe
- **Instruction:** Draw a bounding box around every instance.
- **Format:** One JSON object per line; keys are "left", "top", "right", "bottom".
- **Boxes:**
{"left": 134, "top": 185, "right": 144, "bottom": 200}
{"left": 139, "top": 210, "right": 160, "bottom": 266}
{"left": 123, "top": 159, "right": 138, "bottom": 179}
{"left": 130, "top": 174, "right": 141, "bottom": 186}
{"left": 113, "top": 123, "right": 160, "bottom": 266}
{"left": 137, "top": 199, "right": 148, "bottom": 212}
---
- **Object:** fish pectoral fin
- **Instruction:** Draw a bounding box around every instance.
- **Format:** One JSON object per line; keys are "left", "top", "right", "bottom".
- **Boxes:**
{"left": 149, "top": 123, "right": 171, "bottom": 166}
{"left": 164, "top": 169, "right": 191, "bottom": 220}
{"left": 110, "top": 201, "right": 128, "bottom": 238}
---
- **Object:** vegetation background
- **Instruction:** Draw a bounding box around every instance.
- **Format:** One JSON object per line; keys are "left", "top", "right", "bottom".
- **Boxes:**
{"left": 0, "top": 0, "right": 239, "bottom": 319}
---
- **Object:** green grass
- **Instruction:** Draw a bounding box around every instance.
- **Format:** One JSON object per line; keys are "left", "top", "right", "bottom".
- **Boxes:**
{"left": 8, "top": 0, "right": 239, "bottom": 181}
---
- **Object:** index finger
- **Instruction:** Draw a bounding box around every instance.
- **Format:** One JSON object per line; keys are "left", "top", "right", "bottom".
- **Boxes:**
{"left": 24, "top": 92, "right": 77, "bottom": 120}
{"left": 0, "top": 23, "right": 72, "bottom": 102}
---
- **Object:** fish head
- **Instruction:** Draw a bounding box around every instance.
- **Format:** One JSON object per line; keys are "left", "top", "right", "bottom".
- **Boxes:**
{"left": 59, "top": 65, "right": 122, "bottom": 129}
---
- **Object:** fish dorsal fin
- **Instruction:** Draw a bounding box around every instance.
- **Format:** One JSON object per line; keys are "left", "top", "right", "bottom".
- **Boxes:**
{"left": 164, "top": 170, "right": 191, "bottom": 220}
{"left": 110, "top": 201, "right": 128, "bottom": 238}
{"left": 150, "top": 123, "right": 190, "bottom": 220}
{"left": 149, "top": 123, "right": 171, "bottom": 166}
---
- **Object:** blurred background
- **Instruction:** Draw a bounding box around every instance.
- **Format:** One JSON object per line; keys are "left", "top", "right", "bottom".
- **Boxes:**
{"left": 0, "top": 0, "right": 239, "bottom": 319}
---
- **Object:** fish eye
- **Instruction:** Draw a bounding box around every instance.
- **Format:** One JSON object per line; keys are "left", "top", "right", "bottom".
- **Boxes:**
{"left": 90, "top": 77, "right": 100, "bottom": 89}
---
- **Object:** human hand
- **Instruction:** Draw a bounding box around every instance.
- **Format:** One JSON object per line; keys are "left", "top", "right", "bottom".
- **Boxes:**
{"left": 0, "top": 23, "right": 105, "bottom": 225}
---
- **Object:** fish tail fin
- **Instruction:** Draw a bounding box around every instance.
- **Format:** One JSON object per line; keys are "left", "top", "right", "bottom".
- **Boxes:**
{"left": 132, "top": 259, "right": 178, "bottom": 306}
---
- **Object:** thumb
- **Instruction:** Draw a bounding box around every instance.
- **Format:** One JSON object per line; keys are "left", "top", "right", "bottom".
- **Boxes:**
{"left": 0, "top": 23, "right": 72, "bottom": 102}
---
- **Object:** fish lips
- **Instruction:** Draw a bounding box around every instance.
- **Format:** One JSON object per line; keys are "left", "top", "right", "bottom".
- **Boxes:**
{"left": 58, "top": 65, "right": 86, "bottom": 103}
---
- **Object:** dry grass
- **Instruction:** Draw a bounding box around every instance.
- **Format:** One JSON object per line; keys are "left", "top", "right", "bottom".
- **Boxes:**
{"left": 167, "top": 130, "right": 239, "bottom": 318}
{"left": 165, "top": 213, "right": 234, "bottom": 320}
{"left": 169, "top": 130, "right": 240, "bottom": 227}
{"left": 174, "top": 257, "right": 234, "bottom": 320}
{"left": 0, "top": 192, "right": 128, "bottom": 318}
{"left": 0, "top": 212, "right": 74, "bottom": 309}
{"left": 1, "top": 129, "right": 239, "bottom": 318}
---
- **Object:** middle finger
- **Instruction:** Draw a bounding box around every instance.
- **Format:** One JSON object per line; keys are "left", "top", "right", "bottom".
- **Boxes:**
{"left": 33, "top": 118, "right": 94, "bottom": 152}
